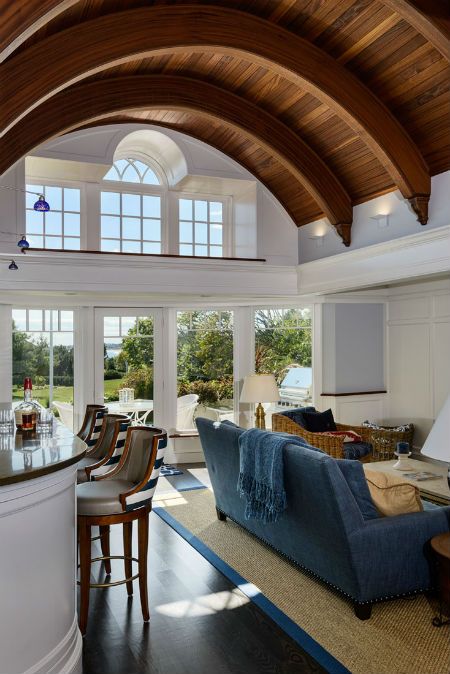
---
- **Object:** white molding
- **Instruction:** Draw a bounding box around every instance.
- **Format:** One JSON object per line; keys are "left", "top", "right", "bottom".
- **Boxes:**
{"left": 298, "top": 226, "right": 450, "bottom": 294}
{"left": 0, "top": 252, "right": 299, "bottom": 297}
{"left": 23, "top": 616, "right": 82, "bottom": 674}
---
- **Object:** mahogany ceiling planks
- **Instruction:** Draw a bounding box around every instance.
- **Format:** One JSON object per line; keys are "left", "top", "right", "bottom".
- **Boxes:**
{"left": 0, "top": 0, "right": 448, "bottom": 241}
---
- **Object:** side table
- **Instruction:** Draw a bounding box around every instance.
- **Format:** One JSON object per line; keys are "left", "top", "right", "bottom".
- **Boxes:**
{"left": 430, "top": 532, "right": 450, "bottom": 627}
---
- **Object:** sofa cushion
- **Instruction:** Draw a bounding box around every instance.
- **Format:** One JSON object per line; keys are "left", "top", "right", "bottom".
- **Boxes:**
{"left": 343, "top": 442, "right": 372, "bottom": 460}
{"left": 336, "top": 460, "right": 379, "bottom": 520}
{"left": 364, "top": 469, "right": 423, "bottom": 517}
{"left": 302, "top": 408, "right": 337, "bottom": 432}
{"left": 279, "top": 406, "right": 316, "bottom": 429}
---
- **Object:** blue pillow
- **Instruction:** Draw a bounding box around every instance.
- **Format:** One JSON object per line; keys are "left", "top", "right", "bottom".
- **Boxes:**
{"left": 302, "top": 408, "right": 337, "bottom": 432}
{"left": 336, "top": 459, "right": 379, "bottom": 520}
{"left": 280, "top": 407, "right": 316, "bottom": 429}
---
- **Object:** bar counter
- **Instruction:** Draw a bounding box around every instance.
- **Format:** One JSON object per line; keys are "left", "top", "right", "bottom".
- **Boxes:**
{"left": 0, "top": 422, "right": 86, "bottom": 486}
{"left": 0, "top": 422, "right": 86, "bottom": 674}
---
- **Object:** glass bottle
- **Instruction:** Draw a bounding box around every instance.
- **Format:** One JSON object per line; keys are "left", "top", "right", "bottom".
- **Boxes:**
{"left": 15, "top": 378, "right": 42, "bottom": 431}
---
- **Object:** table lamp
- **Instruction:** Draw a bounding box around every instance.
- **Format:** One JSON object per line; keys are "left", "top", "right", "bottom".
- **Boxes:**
{"left": 240, "top": 373, "right": 280, "bottom": 429}
{"left": 421, "top": 394, "right": 450, "bottom": 489}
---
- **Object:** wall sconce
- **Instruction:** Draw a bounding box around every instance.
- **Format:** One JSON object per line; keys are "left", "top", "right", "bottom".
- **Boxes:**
{"left": 370, "top": 214, "right": 390, "bottom": 228}
{"left": 308, "top": 234, "right": 326, "bottom": 247}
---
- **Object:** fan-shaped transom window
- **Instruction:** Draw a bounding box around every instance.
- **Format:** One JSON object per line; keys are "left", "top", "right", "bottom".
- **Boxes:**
{"left": 103, "top": 158, "right": 161, "bottom": 185}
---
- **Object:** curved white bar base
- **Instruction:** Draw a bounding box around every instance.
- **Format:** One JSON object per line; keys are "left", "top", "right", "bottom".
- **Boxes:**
{"left": 0, "top": 465, "right": 82, "bottom": 674}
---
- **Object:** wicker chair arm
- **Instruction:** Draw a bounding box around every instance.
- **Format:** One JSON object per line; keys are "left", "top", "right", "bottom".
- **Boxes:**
{"left": 335, "top": 423, "right": 373, "bottom": 443}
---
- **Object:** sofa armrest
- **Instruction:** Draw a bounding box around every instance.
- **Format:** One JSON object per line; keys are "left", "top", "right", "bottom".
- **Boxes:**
{"left": 272, "top": 413, "right": 346, "bottom": 458}
{"left": 348, "top": 507, "right": 450, "bottom": 601}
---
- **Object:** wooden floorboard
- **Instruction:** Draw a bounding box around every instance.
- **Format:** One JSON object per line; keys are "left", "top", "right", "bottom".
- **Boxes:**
{"left": 81, "top": 511, "right": 327, "bottom": 674}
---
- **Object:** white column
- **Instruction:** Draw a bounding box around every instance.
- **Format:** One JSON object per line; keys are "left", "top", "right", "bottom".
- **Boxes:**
{"left": 0, "top": 304, "right": 12, "bottom": 403}
{"left": 84, "top": 182, "right": 100, "bottom": 250}
{"left": 233, "top": 306, "right": 255, "bottom": 428}
{"left": 74, "top": 306, "right": 95, "bottom": 428}
{"left": 312, "top": 302, "right": 323, "bottom": 410}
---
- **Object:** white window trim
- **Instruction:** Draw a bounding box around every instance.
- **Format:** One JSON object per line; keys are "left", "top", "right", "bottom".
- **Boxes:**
{"left": 175, "top": 191, "right": 232, "bottom": 257}
{"left": 99, "top": 183, "right": 166, "bottom": 254}
{"left": 26, "top": 177, "right": 87, "bottom": 250}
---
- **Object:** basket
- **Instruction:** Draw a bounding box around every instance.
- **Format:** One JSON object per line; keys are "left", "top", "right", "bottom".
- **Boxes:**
{"left": 368, "top": 425, "right": 415, "bottom": 461}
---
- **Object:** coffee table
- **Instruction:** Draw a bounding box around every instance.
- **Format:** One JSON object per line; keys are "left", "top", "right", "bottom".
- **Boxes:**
{"left": 364, "top": 458, "right": 450, "bottom": 505}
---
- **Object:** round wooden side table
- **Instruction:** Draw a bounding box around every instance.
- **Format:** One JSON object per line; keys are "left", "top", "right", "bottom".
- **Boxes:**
{"left": 430, "top": 532, "right": 450, "bottom": 627}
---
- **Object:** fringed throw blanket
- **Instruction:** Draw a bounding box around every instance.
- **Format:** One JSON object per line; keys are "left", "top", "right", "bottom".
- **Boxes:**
{"left": 237, "top": 428, "right": 309, "bottom": 523}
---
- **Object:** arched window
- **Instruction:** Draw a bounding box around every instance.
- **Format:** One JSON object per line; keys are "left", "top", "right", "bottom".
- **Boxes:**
{"left": 103, "top": 157, "right": 161, "bottom": 185}
{"left": 101, "top": 156, "right": 163, "bottom": 254}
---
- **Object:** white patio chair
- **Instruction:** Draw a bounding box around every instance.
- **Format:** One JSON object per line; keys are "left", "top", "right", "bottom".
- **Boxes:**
{"left": 52, "top": 401, "right": 74, "bottom": 431}
{"left": 176, "top": 394, "right": 199, "bottom": 430}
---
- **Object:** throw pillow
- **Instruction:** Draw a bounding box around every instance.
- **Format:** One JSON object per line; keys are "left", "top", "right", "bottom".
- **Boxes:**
{"left": 320, "top": 430, "right": 362, "bottom": 443}
{"left": 364, "top": 469, "right": 423, "bottom": 517}
{"left": 337, "top": 460, "right": 379, "bottom": 520}
{"left": 302, "top": 408, "right": 337, "bottom": 433}
{"left": 281, "top": 407, "right": 316, "bottom": 429}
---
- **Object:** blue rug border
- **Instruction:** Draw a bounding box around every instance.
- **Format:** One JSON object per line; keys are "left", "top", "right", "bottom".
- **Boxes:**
{"left": 153, "top": 504, "right": 350, "bottom": 674}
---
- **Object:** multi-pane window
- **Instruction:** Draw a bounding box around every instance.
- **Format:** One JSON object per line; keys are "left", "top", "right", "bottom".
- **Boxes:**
{"left": 100, "top": 191, "right": 162, "bottom": 254}
{"left": 254, "top": 307, "right": 312, "bottom": 402}
{"left": 177, "top": 310, "right": 234, "bottom": 428}
{"left": 103, "top": 158, "right": 160, "bottom": 185}
{"left": 102, "top": 316, "right": 154, "bottom": 407}
{"left": 178, "top": 198, "right": 224, "bottom": 257}
{"left": 26, "top": 184, "right": 81, "bottom": 249}
{"left": 12, "top": 309, "right": 74, "bottom": 410}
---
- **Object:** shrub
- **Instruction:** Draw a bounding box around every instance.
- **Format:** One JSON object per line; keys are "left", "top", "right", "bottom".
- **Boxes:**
{"left": 104, "top": 370, "right": 123, "bottom": 380}
{"left": 177, "top": 377, "right": 233, "bottom": 405}
{"left": 121, "top": 366, "right": 153, "bottom": 399}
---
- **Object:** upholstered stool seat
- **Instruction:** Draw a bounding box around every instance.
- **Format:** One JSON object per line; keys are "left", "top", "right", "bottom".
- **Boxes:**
{"left": 77, "top": 480, "right": 135, "bottom": 516}
{"left": 76, "top": 457, "right": 99, "bottom": 483}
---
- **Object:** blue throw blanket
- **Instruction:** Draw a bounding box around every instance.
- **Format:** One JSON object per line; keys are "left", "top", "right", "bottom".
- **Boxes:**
{"left": 237, "top": 428, "right": 311, "bottom": 523}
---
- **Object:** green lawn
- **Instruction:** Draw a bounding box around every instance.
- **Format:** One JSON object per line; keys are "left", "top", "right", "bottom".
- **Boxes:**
{"left": 12, "top": 378, "right": 125, "bottom": 405}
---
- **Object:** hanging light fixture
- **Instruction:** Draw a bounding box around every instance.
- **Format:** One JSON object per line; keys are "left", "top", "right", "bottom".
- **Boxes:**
{"left": 33, "top": 194, "right": 50, "bottom": 211}
{"left": 17, "top": 235, "right": 30, "bottom": 252}
{"left": 8, "top": 260, "right": 18, "bottom": 270}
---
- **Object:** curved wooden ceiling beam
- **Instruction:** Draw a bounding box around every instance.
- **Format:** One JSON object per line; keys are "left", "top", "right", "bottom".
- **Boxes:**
{"left": 0, "top": 5, "right": 430, "bottom": 224}
{"left": 381, "top": 0, "right": 450, "bottom": 61}
{"left": 0, "top": 0, "right": 78, "bottom": 63}
{"left": 0, "top": 75, "right": 353, "bottom": 245}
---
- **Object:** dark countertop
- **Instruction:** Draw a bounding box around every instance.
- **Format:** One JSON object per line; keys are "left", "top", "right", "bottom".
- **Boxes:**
{"left": 0, "top": 422, "right": 86, "bottom": 486}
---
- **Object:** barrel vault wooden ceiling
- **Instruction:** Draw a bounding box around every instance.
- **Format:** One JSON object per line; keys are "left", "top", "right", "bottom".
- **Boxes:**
{"left": 1, "top": 1, "right": 449, "bottom": 246}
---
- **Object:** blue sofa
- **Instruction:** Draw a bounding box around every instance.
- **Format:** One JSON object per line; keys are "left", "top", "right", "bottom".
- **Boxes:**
{"left": 196, "top": 417, "right": 450, "bottom": 619}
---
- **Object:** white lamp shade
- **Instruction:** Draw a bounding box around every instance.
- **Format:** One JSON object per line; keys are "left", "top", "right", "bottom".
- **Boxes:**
{"left": 421, "top": 394, "right": 450, "bottom": 463}
{"left": 240, "top": 374, "right": 280, "bottom": 403}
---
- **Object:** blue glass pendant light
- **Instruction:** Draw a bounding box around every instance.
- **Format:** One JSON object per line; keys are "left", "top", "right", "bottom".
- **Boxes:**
{"left": 17, "top": 235, "right": 30, "bottom": 252}
{"left": 8, "top": 260, "right": 18, "bottom": 270}
{"left": 33, "top": 194, "right": 50, "bottom": 211}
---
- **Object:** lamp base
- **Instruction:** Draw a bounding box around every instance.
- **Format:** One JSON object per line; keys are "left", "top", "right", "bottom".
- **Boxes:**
{"left": 255, "top": 403, "right": 266, "bottom": 430}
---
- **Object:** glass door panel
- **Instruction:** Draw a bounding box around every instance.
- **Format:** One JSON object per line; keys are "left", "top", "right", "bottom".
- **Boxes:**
{"left": 95, "top": 309, "right": 160, "bottom": 425}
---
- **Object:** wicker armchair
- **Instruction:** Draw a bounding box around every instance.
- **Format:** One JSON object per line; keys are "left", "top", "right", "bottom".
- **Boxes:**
{"left": 272, "top": 413, "right": 373, "bottom": 463}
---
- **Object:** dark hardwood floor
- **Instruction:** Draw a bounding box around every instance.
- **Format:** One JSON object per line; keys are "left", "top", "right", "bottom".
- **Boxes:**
{"left": 81, "top": 511, "right": 326, "bottom": 674}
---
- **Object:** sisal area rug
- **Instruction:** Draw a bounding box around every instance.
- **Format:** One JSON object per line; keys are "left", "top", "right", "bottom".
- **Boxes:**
{"left": 154, "top": 488, "right": 450, "bottom": 674}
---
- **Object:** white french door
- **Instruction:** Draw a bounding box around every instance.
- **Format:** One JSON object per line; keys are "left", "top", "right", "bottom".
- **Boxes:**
{"left": 94, "top": 308, "right": 163, "bottom": 426}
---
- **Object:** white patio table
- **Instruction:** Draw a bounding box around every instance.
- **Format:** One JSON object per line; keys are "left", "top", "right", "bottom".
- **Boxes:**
{"left": 107, "top": 399, "right": 154, "bottom": 424}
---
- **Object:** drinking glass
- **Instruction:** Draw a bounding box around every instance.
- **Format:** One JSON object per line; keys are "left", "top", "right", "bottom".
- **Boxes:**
{"left": 0, "top": 409, "right": 14, "bottom": 433}
{"left": 37, "top": 408, "right": 54, "bottom": 433}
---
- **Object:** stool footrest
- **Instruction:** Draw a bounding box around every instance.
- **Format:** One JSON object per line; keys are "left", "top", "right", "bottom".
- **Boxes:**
{"left": 77, "top": 554, "right": 139, "bottom": 588}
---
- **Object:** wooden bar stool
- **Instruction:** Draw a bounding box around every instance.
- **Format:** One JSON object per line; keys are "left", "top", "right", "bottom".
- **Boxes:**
{"left": 76, "top": 425, "right": 167, "bottom": 635}
{"left": 77, "top": 404, "right": 108, "bottom": 445}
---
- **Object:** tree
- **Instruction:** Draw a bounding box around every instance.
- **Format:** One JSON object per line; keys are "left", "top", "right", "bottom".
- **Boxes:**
{"left": 120, "top": 318, "right": 154, "bottom": 369}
